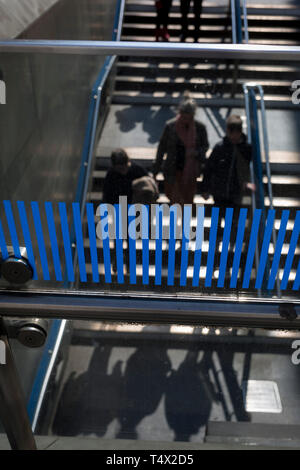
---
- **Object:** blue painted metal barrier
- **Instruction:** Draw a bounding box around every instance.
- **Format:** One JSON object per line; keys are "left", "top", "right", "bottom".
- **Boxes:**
{"left": 0, "top": 200, "right": 299, "bottom": 292}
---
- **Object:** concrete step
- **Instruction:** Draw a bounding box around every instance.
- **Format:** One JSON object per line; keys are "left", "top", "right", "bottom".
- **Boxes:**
{"left": 116, "top": 61, "right": 300, "bottom": 82}
{"left": 82, "top": 263, "right": 297, "bottom": 292}
{"left": 114, "top": 76, "right": 292, "bottom": 97}
{"left": 94, "top": 148, "right": 300, "bottom": 169}
{"left": 125, "top": 0, "right": 300, "bottom": 18}
{"left": 111, "top": 93, "right": 296, "bottom": 109}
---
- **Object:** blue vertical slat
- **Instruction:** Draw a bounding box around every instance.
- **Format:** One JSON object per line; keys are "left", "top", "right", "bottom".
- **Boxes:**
{"left": 167, "top": 206, "right": 177, "bottom": 286}
{"left": 31, "top": 201, "right": 50, "bottom": 281}
{"left": 205, "top": 207, "right": 219, "bottom": 288}
{"left": 3, "top": 200, "right": 21, "bottom": 257}
{"left": 58, "top": 202, "right": 75, "bottom": 283}
{"left": 45, "top": 202, "right": 63, "bottom": 282}
{"left": 192, "top": 206, "right": 205, "bottom": 287}
{"left": 255, "top": 209, "right": 275, "bottom": 289}
{"left": 235, "top": 0, "right": 243, "bottom": 43}
{"left": 155, "top": 205, "right": 163, "bottom": 286}
{"left": 242, "top": 209, "right": 262, "bottom": 289}
{"left": 115, "top": 204, "right": 124, "bottom": 284}
{"left": 72, "top": 202, "right": 87, "bottom": 283}
{"left": 230, "top": 208, "right": 247, "bottom": 288}
{"left": 128, "top": 204, "right": 137, "bottom": 285}
{"left": 180, "top": 205, "right": 191, "bottom": 287}
{"left": 142, "top": 204, "right": 149, "bottom": 285}
{"left": 86, "top": 203, "right": 100, "bottom": 283}
{"left": 17, "top": 201, "right": 38, "bottom": 280}
{"left": 268, "top": 210, "right": 289, "bottom": 290}
{"left": 99, "top": 203, "right": 112, "bottom": 284}
{"left": 293, "top": 258, "right": 300, "bottom": 291}
{"left": 281, "top": 210, "right": 300, "bottom": 290}
{"left": 0, "top": 214, "right": 8, "bottom": 259}
{"left": 217, "top": 207, "right": 233, "bottom": 288}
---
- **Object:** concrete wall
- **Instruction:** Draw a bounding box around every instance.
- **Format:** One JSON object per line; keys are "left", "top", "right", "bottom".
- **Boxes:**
{"left": 0, "top": 0, "right": 117, "bottom": 286}
{"left": 0, "top": 0, "right": 59, "bottom": 39}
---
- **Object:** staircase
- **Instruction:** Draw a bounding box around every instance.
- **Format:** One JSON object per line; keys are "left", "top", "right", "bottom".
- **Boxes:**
{"left": 112, "top": 0, "right": 300, "bottom": 108}
{"left": 81, "top": 0, "right": 300, "bottom": 297}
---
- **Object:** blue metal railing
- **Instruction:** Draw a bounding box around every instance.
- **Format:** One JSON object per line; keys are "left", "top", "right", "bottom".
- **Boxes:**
{"left": 231, "top": 0, "right": 249, "bottom": 44}
{"left": 243, "top": 83, "right": 281, "bottom": 298}
{"left": 27, "top": 0, "right": 126, "bottom": 432}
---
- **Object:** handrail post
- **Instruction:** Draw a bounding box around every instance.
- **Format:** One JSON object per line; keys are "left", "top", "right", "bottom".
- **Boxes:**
{"left": 243, "top": 83, "right": 281, "bottom": 299}
{"left": 231, "top": 0, "right": 237, "bottom": 44}
{"left": 243, "top": 84, "right": 261, "bottom": 296}
{"left": 0, "top": 319, "right": 37, "bottom": 450}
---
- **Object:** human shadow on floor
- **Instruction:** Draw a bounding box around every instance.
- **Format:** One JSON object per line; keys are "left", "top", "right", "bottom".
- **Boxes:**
{"left": 116, "top": 343, "right": 172, "bottom": 439}
{"left": 115, "top": 106, "right": 175, "bottom": 144}
{"left": 52, "top": 345, "right": 123, "bottom": 437}
{"left": 164, "top": 351, "right": 220, "bottom": 441}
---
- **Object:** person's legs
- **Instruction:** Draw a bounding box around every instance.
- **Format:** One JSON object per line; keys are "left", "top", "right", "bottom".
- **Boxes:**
{"left": 161, "top": 0, "right": 172, "bottom": 40}
{"left": 193, "top": 0, "right": 203, "bottom": 41}
{"left": 156, "top": 0, "right": 172, "bottom": 40}
{"left": 155, "top": 1, "right": 164, "bottom": 40}
{"left": 162, "top": 0, "right": 172, "bottom": 27}
{"left": 180, "top": 0, "right": 191, "bottom": 41}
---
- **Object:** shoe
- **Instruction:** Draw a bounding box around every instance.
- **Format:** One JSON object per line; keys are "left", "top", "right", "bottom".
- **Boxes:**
{"left": 194, "top": 28, "right": 200, "bottom": 43}
{"left": 161, "top": 26, "right": 170, "bottom": 42}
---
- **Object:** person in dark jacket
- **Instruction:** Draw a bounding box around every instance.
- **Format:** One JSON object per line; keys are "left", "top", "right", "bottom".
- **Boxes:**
{"left": 102, "top": 149, "right": 147, "bottom": 205}
{"left": 153, "top": 92, "right": 209, "bottom": 205}
{"left": 180, "top": 0, "right": 203, "bottom": 42}
{"left": 201, "top": 115, "right": 254, "bottom": 209}
{"left": 202, "top": 115, "right": 255, "bottom": 270}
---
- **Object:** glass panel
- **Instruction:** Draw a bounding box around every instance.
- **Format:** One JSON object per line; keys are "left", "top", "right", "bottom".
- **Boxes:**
{"left": 1, "top": 50, "right": 300, "bottom": 302}
{"left": 2, "top": 316, "right": 300, "bottom": 448}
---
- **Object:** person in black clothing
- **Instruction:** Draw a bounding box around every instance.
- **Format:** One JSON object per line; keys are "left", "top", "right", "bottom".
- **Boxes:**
{"left": 102, "top": 149, "right": 147, "bottom": 274}
{"left": 155, "top": 0, "right": 173, "bottom": 42}
{"left": 102, "top": 149, "right": 147, "bottom": 205}
{"left": 180, "top": 0, "right": 203, "bottom": 42}
{"left": 201, "top": 115, "right": 255, "bottom": 266}
{"left": 201, "top": 115, "right": 255, "bottom": 210}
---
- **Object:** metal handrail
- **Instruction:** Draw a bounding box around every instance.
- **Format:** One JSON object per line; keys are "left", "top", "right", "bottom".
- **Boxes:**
{"left": 243, "top": 83, "right": 281, "bottom": 298}
{"left": 231, "top": 0, "right": 249, "bottom": 44}
{"left": 231, "top": 0, "right": 237, "bottom": 44}
{"left": 242, "top": 0, "right": 249, "bottom": 43}
{"left": 1, "top": 41, "right": 300, "bottom": 60}
{"left": 0, "top": 292, "right": 299, "bottom": 327}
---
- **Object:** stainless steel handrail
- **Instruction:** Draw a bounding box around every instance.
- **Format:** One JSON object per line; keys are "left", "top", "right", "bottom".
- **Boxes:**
{"left": 231, "top": 0, "right": 237, "bottom": 44}
{"left": 1, "top": 41, "right": 300, "bottom": 60}
{"left": 242, "top": 0, "right": 249, "bottom": 43}
{"left": 0, "top": 292, "right": 298, "bottom": 327}
{"left": 243, "top": 84, "right": 261, "bottom": 297}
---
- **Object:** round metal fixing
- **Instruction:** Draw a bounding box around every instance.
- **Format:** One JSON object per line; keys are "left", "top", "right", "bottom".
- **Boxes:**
{"left": 17, "top": 323, "right": 47, "bottom": 348}
{"left": 1, "top": 257, "right": 33, "bottom": 284}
